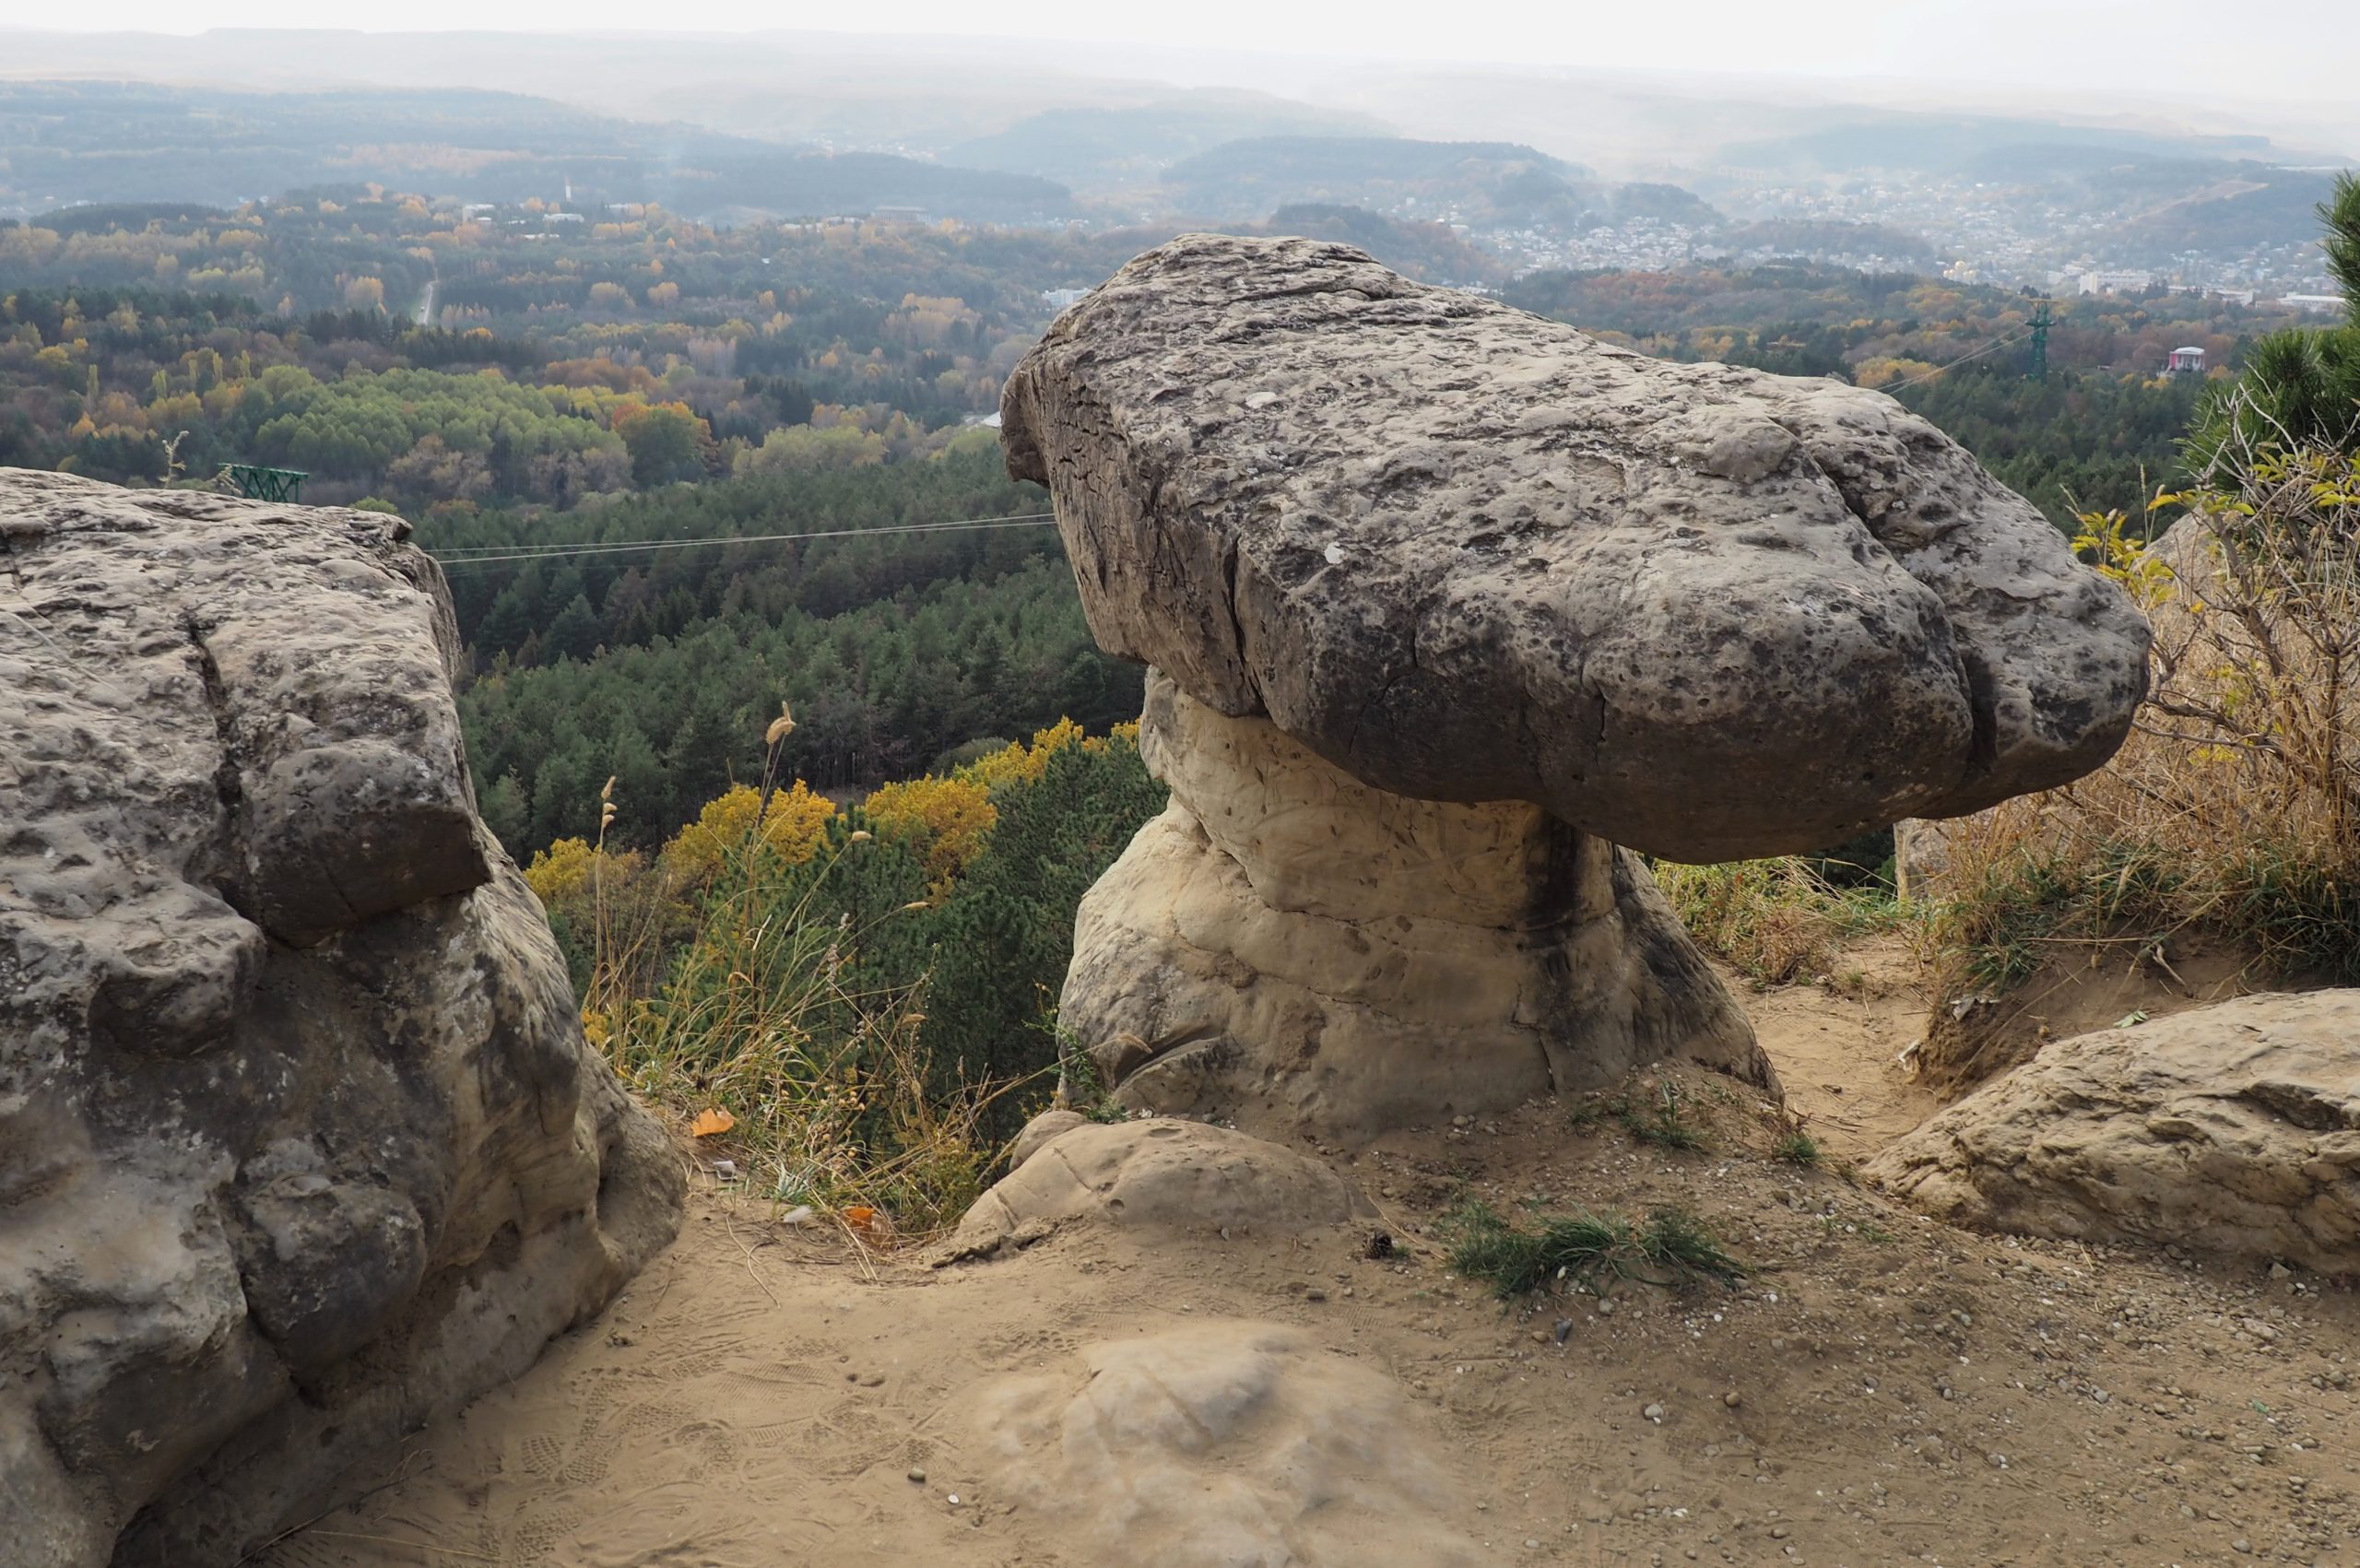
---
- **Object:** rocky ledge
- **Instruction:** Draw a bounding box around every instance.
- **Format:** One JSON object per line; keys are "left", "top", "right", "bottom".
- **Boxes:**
{"left": 0, "top": 469, "right": 681, "bottom": 1568}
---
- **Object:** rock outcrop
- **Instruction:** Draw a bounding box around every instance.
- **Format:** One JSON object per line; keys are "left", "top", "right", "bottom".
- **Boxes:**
{"left": 1868, "top": 991, "right": 2360, "bottom": 1269}
{"left": 1002, "top": 234, "right": 2149, "bottom": 862}
{"left": 0, "top": 469, "right": 682, "bottom": 1568}
{"left": 950, "top": 1115, "right": 1376, "bottom": 1256}
{"left": 1001, "top": 234, "right": 2146, "bottom": 1137}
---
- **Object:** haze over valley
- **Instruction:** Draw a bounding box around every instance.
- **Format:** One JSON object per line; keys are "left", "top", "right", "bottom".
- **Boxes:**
{"left": 4, "top": 25, "right": 2353, "bottom": 298}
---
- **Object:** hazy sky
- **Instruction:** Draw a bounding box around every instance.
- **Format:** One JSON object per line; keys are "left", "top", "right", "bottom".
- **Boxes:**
{"left": 20, "top": 2, "right": 2360, "bottom": 121}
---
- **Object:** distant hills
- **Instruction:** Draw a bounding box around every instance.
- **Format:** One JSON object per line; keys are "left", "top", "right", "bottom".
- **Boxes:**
{"left": 2098, "top": 161, "right": 2348, "bottom": 263}
{"left": 0, "top": 81, "right": 1074, "bottom": 223}
{"left": 1, "top": 29, "right": 2344, "bottom": 290}
{"left": 1719, "top": 115, "right": 2292, "bottom": 178}
{"left": 1229, "top": 205, "right": 1508, "bottom": 284}
{"left": 946, "top": 94, "right": 1386, "bottom": 195}
{"left": 1153, "top": 136, "right": 1717, "bottom": 231}
{"left": 0, "top": 83, "right": 1724, "bottom": 247}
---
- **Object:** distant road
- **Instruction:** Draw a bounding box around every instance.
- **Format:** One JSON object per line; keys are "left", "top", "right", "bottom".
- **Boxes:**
{"left": 414, "top": 278, "right": 436, "bottom": 327}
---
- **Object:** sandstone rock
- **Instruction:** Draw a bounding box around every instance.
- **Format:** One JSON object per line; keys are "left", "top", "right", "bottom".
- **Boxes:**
{"left": 1007, "top": 1107, "right": 1090, "bottom": 1167}
{"left": 974, "top": 1321, "right": 1481, "bottom": 1567}
{"left": 1002, "top": 233, "right": 2147, "bottom": 862}
{"left": 0, "top": 470, "right": 683, "bottom": 1567}
{"left": 1063, "top": 671, "right": 1768, "bottom": 1133}
{"left": 1867, "top": 991, "right": 2360, "bottom": 1269}
{"left": 951, "top": 1117, "right": 1374, "bottom": 1253}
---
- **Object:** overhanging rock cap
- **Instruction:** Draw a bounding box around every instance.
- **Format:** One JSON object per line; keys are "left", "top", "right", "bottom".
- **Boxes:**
{"left": 1002, "top": 233, "right": 2149, "bottom": 862}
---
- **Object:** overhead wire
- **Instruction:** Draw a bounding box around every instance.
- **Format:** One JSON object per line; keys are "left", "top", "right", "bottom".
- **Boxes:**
{"left": 1883, "top": 323, "right": 2041, "bottom": 392}
{"left": 427, "top": 511, "right": 1059, "bottom": 573}
{"left": 430, "top": 507, "right": 1056, "bottom": 554}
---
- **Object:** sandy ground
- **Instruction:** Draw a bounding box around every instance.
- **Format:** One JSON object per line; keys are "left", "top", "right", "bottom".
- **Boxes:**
{"left": 261, "top": 951, "right": 2360, "bottom": 1568}
{"left": 1718, "top": 936, "right": 1942, "bottom": 1162}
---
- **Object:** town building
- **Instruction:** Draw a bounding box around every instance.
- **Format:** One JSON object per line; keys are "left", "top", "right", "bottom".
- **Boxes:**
{"left": 2077, "top": 269, "right": 2154, "bottom": 296}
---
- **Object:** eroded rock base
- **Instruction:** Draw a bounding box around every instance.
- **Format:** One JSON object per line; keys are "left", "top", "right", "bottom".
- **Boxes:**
{"left": 949, "top": 1116, "right": 1377, "bottom": 1258}
{"left": 1060, "top": 672, "right": 1772, "bottom": 1141}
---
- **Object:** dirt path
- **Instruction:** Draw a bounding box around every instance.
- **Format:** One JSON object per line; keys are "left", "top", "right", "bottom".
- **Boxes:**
{"left": 262, "top": 963, "right": 2360, "bottom": 1568}
{"left": 1725, "top": 935, "right": 1945, "bottom": 1162}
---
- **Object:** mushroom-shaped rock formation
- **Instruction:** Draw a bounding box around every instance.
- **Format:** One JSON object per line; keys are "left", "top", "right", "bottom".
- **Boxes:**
{"left": 1059, "top": 669, "right": 1766, "bottom": 1133}
{"left": 1003, "top": 235, "right": 2147, "bottom": 1138}
{"left": 0, "top": 470, "right": 682, "bottom": 1568}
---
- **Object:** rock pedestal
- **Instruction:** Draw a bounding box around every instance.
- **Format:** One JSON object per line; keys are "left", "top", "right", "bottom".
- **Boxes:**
{"left": 0, "top": 469, "right": 682, "bottom": 1568}
{"left": 1063, "top": 671, "right": 1767, "bottom": 1134}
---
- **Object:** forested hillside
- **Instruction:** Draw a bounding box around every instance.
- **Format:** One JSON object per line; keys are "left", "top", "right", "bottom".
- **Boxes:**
{"left": 1158, "top": 136, "right": 1716, "bottom": 231}
{"left": 1504, "top": 261, "right": 2272, "bottom": 522}
{"left": 0, "top": 196, "right": 1504, "bottom": 503}
{"left": 9, "top": 225, "right": 2254, "bottom": 857}
{"left": 1504, "top": 261, "right": 2304, "bottom": 377}
{"left": 420, "top": 440, "right": 1139, "bottom": 853}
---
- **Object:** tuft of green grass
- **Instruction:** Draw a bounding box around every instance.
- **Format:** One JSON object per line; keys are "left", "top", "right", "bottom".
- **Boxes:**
{"left": 1443, "top": 1199, "right": 1745, "bottom": 1300}
{"left": 1773, "top": 1130, "right": 1822, "bottom": 1167}
{"left": 1043, "top": 1016, "right": 1127, "bottom": 1123}
{"left": 1622, "top": 1082, "right": 1709, "bottom": 1151}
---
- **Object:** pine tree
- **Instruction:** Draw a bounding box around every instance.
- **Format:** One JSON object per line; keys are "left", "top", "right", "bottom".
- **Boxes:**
{"left": 541, "top": 594, "right": 602, "bottom": 664}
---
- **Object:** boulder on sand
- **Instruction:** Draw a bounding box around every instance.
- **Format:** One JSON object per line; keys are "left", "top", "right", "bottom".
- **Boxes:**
{"left": 950, "top": 1115, "right": 1375, "bottom": 1256}
{"left": 1868, "top": 991, "right": 2360, "bottom": 1269}
{"left": 1001, "top": 234, "right": 2147, "bottom": 1138}
{"left": 0, "top": 469, "right": 682, "bottom": 1568}
{"left": 975, "top": 1321, "right": 1482, "bottom": 1568}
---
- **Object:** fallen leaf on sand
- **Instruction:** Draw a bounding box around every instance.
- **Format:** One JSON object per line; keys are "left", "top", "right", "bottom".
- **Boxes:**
{"left": 690, "top": 1107, "right": 736, "bottom": 1138}
{"left": 844, "top": 1205, "right": 897, "bottom": 1244}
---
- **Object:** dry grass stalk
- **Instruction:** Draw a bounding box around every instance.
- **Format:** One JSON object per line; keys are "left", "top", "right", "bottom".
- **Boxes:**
{"left": 1653, "top": 856, "right": 1901, "bottom": 985}
{"left": 581, "top": 701, "right": 1021, "bottom": 1242}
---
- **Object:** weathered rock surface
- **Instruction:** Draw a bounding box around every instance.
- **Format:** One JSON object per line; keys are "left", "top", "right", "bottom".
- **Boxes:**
{"left": 0, "top": 469, "right": 682, "bottom": 1568}
{"left": 1005, "top": 1106, "right": 1090, "bottom": 1168}
{"left": 1062, "top": 670, "right": 1768, "bottom": 1135}
{"left": 1003, "top": 233, "right": 2148, "bottom": 862}
{"left": 974, "top": 1321, "right": 1481, "bottom": 1568}
{"left": 1868, "top": 991, "right": 2360, "bottom": 1269}
{"left": 952, "top": 1116, "right": 1375, "bottom": 1254}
